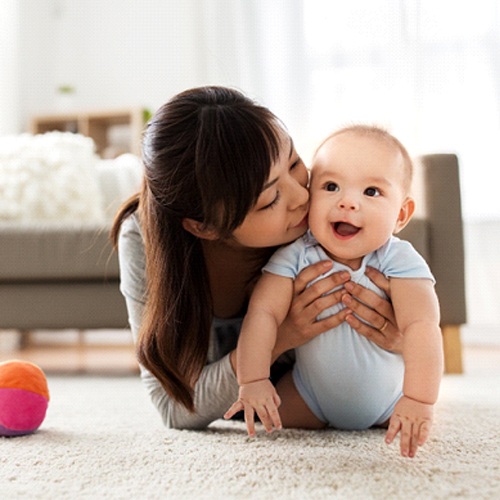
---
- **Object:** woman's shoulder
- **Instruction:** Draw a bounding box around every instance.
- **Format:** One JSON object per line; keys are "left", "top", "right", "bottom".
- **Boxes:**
{"left": 118, "top": 212, "right": 144, "bottom": 253}
{"left": 117, "top": 212, "right": 147, "bottom": 300}
{"left": 120, "top": 210, "right": 142, "bottom": 236}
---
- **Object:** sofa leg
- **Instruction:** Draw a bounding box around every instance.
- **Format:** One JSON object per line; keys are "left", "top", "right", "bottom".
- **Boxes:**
{"left": 442, "top": 325, "right": 463, "bottom": 374}
{"left": 19, "top": 330, "right": 33, "bottom": 350}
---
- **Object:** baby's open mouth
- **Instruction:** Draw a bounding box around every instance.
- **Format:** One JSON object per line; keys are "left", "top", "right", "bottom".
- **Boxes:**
{"left": 333, "top": 222, "right": 361, "bottom": 237}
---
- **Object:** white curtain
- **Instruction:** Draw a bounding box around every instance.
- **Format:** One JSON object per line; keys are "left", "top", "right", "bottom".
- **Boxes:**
{"left": 301, "top": 0, "right": 500, "bottom": 221}
{"left": 199, "top": 0, "right": 500, "bottom": 221}
{"left": 195, "top": 0, "right": 308, "bottom": 137}
{"left": 200, "top": 0, "right": 499, "bottom": 337}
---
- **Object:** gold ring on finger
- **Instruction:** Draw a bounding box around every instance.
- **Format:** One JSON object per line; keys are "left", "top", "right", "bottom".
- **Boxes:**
{"left": 379, "top": 318, "right": 389, "bottom": 333}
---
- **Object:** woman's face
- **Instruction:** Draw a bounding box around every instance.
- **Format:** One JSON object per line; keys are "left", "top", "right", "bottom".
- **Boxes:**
{"left": 231, "top": 135, "right": 310, "bottom": 248}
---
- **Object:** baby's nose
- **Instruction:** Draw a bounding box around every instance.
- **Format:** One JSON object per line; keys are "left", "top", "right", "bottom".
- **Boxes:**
{"left": 338, "top": 197, "right": 358, "bottom": 210}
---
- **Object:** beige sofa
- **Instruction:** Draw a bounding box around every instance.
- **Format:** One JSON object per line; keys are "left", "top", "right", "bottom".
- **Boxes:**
{"left": 0, "top": 148, "right": 141, "bottom": 333}
{"left": 0, "top": 154, "right": 466, "bottom": 373}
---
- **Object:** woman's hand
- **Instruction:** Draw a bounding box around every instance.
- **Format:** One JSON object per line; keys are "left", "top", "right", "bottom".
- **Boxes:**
{"left": 273, "top": 263, "right": 403, "bottom": 359}
{"left": 273, "top": 261, "right": 351, "bottom": 358}
{"left": 342, "top": 266, "right": 403, "bottom": 353}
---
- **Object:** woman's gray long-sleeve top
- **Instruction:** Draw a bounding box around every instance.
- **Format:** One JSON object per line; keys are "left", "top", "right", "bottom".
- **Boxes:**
{"left": 117, "top": 213, "right": 241, "bottom": 429}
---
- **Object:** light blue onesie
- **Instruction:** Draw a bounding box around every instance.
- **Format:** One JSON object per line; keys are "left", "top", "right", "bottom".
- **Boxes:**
{"left": 263, "top": 231, "right": 435, "bottom": 430}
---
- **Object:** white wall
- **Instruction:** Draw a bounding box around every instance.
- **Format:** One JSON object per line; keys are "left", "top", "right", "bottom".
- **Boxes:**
{"left": 0, "top": 0, "right": 21, "bottom": 134}
{"left": 15, "top": 0, "right": 301, "bottom": 133}
{"left": 16, "top": 0, "right": 307, "bottom": 146}
{"left": 17, "top": 0, "right": 204, "bottom": 126}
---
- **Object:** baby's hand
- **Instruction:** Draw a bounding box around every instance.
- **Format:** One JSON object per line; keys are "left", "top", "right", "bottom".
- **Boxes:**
{"left": 224, "top": 379, "right": 282, "bottom": 436}
{"left": 385, "top": 395, "right": 434, "bottom": 458}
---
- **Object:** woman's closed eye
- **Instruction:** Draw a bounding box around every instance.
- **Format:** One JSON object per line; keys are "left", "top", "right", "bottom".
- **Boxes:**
{"left": 261, "top": 191, "right": 281, "bottom": 210}
{"left": 290, "top": 157, "right": 302, "bottom": 171}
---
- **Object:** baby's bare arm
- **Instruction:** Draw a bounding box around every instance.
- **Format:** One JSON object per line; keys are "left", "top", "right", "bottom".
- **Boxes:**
{"left": 386, "top": 278, "right": 443, "bottom": 457}
{"left": 226, "top": 273, "right": 293, "bottom": 436}
{"left": 236, "top": 273, "right": 294, "bottom": 384}
{"left": 391, "top": 278, "right": 443, "bottom": 405}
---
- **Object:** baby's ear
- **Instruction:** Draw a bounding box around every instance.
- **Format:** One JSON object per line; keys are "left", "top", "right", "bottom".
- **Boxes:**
{"left": 393, "top": 196, "right": 415, "bottom": 234}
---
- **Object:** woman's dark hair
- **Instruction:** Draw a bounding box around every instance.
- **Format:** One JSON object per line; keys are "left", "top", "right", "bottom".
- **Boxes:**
{"left": 111, "top": 86, "right": 283, "bottom": 411}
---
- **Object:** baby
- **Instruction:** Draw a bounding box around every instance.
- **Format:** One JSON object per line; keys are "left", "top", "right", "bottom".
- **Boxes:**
{"left": 225, "top": 125, "right": 443, "bottom": 458}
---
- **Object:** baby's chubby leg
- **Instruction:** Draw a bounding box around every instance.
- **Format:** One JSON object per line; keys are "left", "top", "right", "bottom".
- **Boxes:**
{"left": 276, "top": 371, "right": 327, "bottom": 430}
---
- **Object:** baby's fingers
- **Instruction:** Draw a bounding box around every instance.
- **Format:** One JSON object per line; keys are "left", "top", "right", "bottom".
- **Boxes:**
{"left": 417, "top": 420, "right": 431, "bottom": 446}
{"left": 399, "top": 422, "right": 413, "bottom": 458}
{"left": 267, "top": 405, "right": 282, "bottom": 433}
{"left": 224, "top": 401, "right": 243, "bottom": 420}
{"left": 385, "top": 417, "right": 401, "bottom": 445}
{"left": 244, "top": 405, "right": 257, "bottom": 437}
{"left": 408, "top": 425, "right": 420, "bottom": 458}
{"left": 255, "top": 403, "right": 282, "bottom": 434}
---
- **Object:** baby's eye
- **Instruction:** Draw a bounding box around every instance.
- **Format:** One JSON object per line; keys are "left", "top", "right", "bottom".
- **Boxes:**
{"left": 364, "top": 187, "right": 381, "bottom": 197}
{"left": 325, "top": 182, "right": 339, "bottom": 192}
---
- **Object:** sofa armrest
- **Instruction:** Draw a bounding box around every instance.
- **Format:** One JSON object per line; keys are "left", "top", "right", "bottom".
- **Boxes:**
{"left": 418, "top": 154, "right": 467, "bottom": 325}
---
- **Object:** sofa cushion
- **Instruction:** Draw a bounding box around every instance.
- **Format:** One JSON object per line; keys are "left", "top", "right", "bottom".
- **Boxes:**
{"left": 0, "top": 223, "right": 119, "bottom": 282}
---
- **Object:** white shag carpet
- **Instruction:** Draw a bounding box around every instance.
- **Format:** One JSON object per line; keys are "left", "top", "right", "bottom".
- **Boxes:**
{"left": 1, "top": 369, "right": 499, "bottom": 499}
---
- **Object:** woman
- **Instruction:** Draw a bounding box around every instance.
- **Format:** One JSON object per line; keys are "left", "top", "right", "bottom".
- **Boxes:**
{"left": 111, "top": 86, "right": 401, "bottom": 430}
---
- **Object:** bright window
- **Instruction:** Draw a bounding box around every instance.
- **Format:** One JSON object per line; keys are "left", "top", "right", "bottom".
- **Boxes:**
{"left": 302, "top": 0, "right": 500, "bottom": 220}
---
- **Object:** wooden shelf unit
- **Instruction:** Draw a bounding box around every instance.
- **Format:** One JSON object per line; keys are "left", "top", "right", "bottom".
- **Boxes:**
{"left": 30, "top": 108, "right": 146, "bottom": 157}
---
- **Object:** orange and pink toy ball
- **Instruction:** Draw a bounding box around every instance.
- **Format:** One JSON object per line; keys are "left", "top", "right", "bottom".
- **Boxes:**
{"left": 0, "top": 360, "right": 49, "bottom": 436}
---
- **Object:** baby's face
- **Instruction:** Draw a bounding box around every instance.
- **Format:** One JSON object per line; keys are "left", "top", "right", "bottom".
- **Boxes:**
{"left": 308, "top": 131, "right": 413, "bottom": 270}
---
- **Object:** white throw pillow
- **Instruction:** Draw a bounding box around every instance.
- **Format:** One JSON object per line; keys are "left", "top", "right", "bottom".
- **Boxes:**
{"left": 0, "top": 132, "right": 105, "bottom": 223}
{"left": 96, "top": 153, "right": 143, "bottom": 221}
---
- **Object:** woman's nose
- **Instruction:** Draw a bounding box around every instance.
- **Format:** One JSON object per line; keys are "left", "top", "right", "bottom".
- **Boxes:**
{"left": 291, "top": 181, "right": 309, "bottom": 209}
{"left": 288, "top": 176, "right": 309, "bottom": 210}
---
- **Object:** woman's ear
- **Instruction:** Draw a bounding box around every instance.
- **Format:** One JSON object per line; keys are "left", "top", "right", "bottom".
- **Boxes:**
{"left": 393, "top": 196, "right": 415, "bottom": 234}
{"left": 181, "top": 218, "right": 219, "bottom": 240}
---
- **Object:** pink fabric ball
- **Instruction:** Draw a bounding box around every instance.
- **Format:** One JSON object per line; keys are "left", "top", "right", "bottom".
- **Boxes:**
{"left": 0, "top": 360, "right": 50, "bottom": 436}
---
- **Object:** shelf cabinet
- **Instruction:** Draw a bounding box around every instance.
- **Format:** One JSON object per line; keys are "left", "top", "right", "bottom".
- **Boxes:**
{"left": 30, "top": 108, "right": 146, "bottom": 158}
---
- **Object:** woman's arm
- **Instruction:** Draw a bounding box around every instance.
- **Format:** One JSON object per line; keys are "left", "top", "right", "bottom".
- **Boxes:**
{"left": 118, "top": 215, "right": 239, "bottom": 430}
